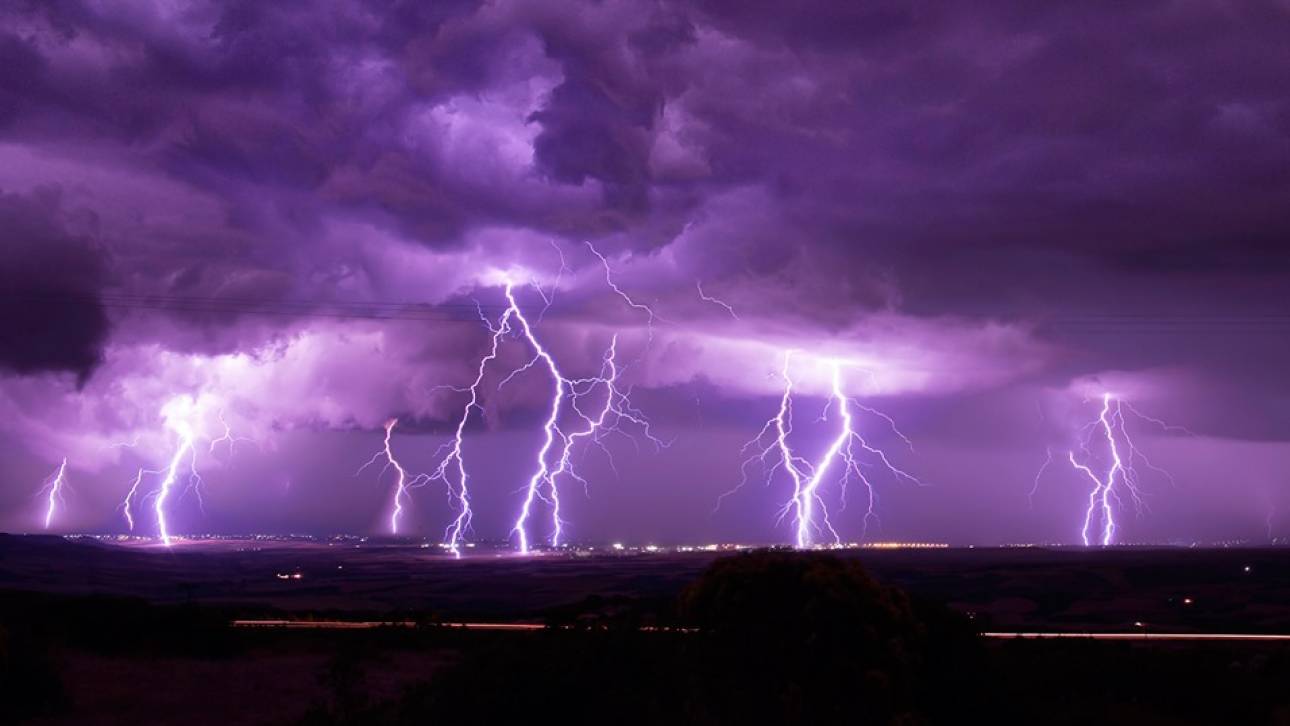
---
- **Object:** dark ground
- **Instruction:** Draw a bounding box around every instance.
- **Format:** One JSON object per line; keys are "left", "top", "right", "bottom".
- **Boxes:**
{"left": 3, "top": 535, "right": 1290, "bottom": 725}
{"left": 3, "top": 535, "right": 1289, "bottom": 631}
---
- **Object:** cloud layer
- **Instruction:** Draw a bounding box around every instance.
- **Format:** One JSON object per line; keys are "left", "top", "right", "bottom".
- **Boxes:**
{"left": 2, "top": 1, "right": 1288, "bottom": 543}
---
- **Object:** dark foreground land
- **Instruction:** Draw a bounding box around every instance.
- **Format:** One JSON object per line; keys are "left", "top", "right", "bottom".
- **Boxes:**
{"left": 3, "top": 535, "right": 1290, "bottom": 724}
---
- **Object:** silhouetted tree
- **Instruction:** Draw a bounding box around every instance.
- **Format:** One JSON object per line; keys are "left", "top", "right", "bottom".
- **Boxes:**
{"left": 678, "top": 550, "right": 954, "bottom": 723}
{"left": 344, "top": 551, "right": 982, "bottom": 726}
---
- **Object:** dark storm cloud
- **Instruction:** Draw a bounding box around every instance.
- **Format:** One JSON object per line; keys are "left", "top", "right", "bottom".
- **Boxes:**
{"left": 1, "top": 0, "right": 1286, "bottom": 381}
{"left": 0, "top": 188, "right": 109, "bottom": 383}
{"left": 2, "top": 0, "right": 1289, "bottom": 540}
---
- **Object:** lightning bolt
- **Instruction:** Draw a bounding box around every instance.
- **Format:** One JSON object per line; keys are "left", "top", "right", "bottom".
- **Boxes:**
{"left": 40, "top": 458, "right": 69, "bottom": 530}
{"left": 536, "top": 239, "right": 569, "bottom": 321}
{"left": 505, "top": 281, "right": 569, "bottom": 554}
{"left": 1043, "top": 393, "right": 1180, "bottom": 546}
{"left": 122, "top": 468, "right": 145, "bottom": 532}
{"left": 584, "top": 241, "right": 666, "bottom": 341}
{"left": 696, "top": 281, "right": 739, "bottom": 320}
{"left": 357, "top": 419, "right": 430, "bottom": 535}
{"left": 424, "top": 303, "right": 514, "bottom": 555}
{"left": 1030, "top": 448, "right": 1054, "bottom": 507}
{"left": 497, "top": 277, "right": 662, "bottom": 554}
{"left": 153, "top": 419, "right": 199, "bottom": 547}
{"left": 116, "top": 396, "right": 246, "bottom": 544}
{"left": 730, "top": 351, "right": 920, "bottom": 547}
{"left": 209, "top": 409, "right": 254, "bottom": 455}
{"left": 551, "top": 334, "right": 666, "bottom": 513}
{"left": 360, "top": 252, "right": 663, "bottom": 554}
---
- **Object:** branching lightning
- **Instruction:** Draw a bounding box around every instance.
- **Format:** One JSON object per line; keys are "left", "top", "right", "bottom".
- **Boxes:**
{"left": 1036, "top": 392, "right": 1182, "bottom": 546}
{"left": 506, "top": 279, "right": 568, "bottom": 554}
{"left": 153, "top": 418, "right": 199, "bottom": 547}
{"left": 386, "top": 263, "right": 662, "bottom": 555}
{"left": 493, "top": 246, "right": 666, "bottom": 552}
{"left": 357, "top": 418, "right": 430, "bottom": 535}
{"left": 209, "top": 409, "right": 254, "bottom": 456}
{"left": 730, "top": 351, "right": 920, "bottom": 547}
{"left": 501, "top": 262, "right": 664, "bottom": 552}
{"left": 584, "top": 241, "right": 666, "bottom": 341}
{"left": 116, "top": 396, "right": 247, "bottom": 545}
{"left": 424, "top": 303, "right": 514, "bottom": 554}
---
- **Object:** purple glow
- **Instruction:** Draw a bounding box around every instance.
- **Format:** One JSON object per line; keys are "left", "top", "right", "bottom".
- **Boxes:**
{"left": 40, "top": 458, "right": 68, "bottom": 530}
{"left": 735, "top": 352, "right": 920, "bottom": 547}
{"left": 1048, "top": 393, "right": 1182, "bottom": 546}
{"left": 426, "top": 304, "right": 513, "bottom": 554}
{"left": 356, "top": 419, "right": 430, "bottom": 536}
{"left": 153, "top": 420, "right": 197, "bottom": 547}
{"left": 1, "top": 3, "right": 1286, "bottom": 546}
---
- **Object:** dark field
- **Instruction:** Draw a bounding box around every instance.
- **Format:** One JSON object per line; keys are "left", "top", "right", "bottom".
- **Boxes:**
{"left": 4, "top": 536, "right": 1290, "bottom": 724}
{"left": 4, "top": 535, "right": 1290, "bottom": 630}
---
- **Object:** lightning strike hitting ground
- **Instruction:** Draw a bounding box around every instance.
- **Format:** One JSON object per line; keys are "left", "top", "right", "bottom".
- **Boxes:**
{"left": 504, "top": 281, "right": 569, "bottom": 554}
{"left": 370, "top": 265, "right": 661, "bottom": 554}
{"left": 425, "top": 304, "right": 514, "bottom": 554}
{"left": 729, "top": 351, "right": 920, "bottom": 547}
{"left": 153, "top": 419, "right": 199, "bottom": 546}
{"left": 492, "top": 277, "right": 663, "bottom": 553}
{"left": 40, "top": 458, "right": 69, "bottom": 530}
{"left": 118, "top": 396, "right": 246, "bottom": 544}
{"left": 122, "top": 468, "right": 145, "bottom": 531}
{"left": 1037, "top": 393, "right": 1182, "bottom": 546}
{"left": 356, "top": 419, "right": 430, "bottom": 535}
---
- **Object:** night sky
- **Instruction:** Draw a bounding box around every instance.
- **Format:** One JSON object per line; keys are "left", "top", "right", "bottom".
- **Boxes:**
{"left": 2, "top": 1, "right": 1289, "bottom": 546}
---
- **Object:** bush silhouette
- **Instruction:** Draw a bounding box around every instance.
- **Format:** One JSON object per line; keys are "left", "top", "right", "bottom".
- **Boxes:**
{"left": 347, "top": 551, "right": 981, "bottom": 726}
{"left": 677, "top": 550, "right": 971, "bottom": 723}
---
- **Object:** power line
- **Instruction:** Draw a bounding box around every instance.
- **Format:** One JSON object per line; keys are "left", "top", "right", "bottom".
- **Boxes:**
{"left": 1, "top": 291, "right": 511, "bottom": 323}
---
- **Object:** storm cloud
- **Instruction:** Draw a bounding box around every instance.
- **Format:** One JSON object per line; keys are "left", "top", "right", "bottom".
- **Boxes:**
{"left": 1, "top": 1, "right": 1288, "bottom": 544}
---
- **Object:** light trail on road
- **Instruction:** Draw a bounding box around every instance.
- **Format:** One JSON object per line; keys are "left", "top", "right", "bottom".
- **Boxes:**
{"left": 230, "top": 620, "right": 1290, "bottom": 642}
{"left": 982, "top": 632, "right": 1290, "bottom": 642}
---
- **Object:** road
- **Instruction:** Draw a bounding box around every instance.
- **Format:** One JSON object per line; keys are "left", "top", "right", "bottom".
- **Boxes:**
{"left": 982, "top": 631, "right": 1290, "bottom": 642}
{"left": 230, "top": 620, "right": 1290, "bottom": 641}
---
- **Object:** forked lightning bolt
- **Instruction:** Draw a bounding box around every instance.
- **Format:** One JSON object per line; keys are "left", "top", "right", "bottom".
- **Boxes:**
{"left": 506, "top": 279, "right": 568, "bottom": 554}
{"left": 153, "top": 419, "right": 199, "bottom": 546}
{"left": 495, "top": 276, "right": 662, "bottom": 553}
{"left": 584, "top": 241, "right": 666, "bottom": 341}
{"left": 209, "top": 409, "right": 254, "bottom": 455}
{"left": 1036, "top": 392, "right": 1181, "bottom": 546}
{"left": 371, "top": 259, "right": 661, "bottom": 554}
{"left": 424, "top": 303, "right": 514, "bottom": 554}
{"left": 357, "top": 418, "right": 430, "bottom": 535}
{"left": 730, "top": 351, "right": 920, "bottom": 547}
{"left": 118, "top": 397, "right": 247, "bottom": 545}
